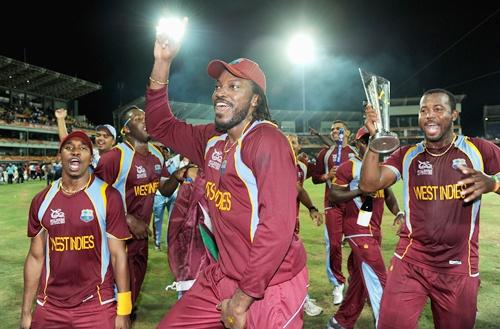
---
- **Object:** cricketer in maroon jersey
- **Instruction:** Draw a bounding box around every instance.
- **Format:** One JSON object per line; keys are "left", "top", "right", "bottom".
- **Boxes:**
{"left": 146, "top": 29, "right": 308, "bottom": 329}
{"left": 287, "top": 134, "right": 323, "bottom": 232}
{"left": 21, "top": 131, "right": 131, "bottom": 329}
{"left": 327, "top": 127, "right": 403, "bottom": 329}
{"left": 287, "top": 133, "right": 324, "bottom": 317}
{"left": 311, "top": 120, "right": 357, "bottom": 303}
{"left": 94, "top": 106, "right": 180, "bottom": 310}
{"left": 360, "top": 89, "right": 500, "bottom": 329}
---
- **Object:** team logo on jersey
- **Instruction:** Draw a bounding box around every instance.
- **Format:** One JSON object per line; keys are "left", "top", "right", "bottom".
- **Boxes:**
{"left": 50, "top": 208, "right": 65, "bottom": 225}
{"left": 451, "top": 158, "right": 467, "bottom": 170}
{"left": 417, "top": 160, "right": 433, "bottom": 176}
{"left": 136, "top": 165, "right": 147, "bottom": 179}
{"left": 154, "top": 164, "right": 162, "bottom": 174}
{"left": 208, "top": 149, "right": 222, "bottom": 171}
{"left": 80, "top": 209, "right": 94, "bottom": 223}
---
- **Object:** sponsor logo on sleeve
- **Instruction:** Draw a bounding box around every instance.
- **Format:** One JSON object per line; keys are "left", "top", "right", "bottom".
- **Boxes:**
{"left": 417, "top": 160, "right": 433, "bottom": 176}
{"left": 80, "top": 209, "right": 94, "bottom": 223}
{"left": 50, "top": 209, "right": 65, "bottom": 225}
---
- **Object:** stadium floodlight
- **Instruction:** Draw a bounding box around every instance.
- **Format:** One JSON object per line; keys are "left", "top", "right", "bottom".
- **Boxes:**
{"left": 287, "top": 32, "right": 315, "bottom": 65}
{"left": 287, "top": 32, "right": 316, "bottom": 112}
{"left": 156, "top": 16, "right": 188, "bottom": 44}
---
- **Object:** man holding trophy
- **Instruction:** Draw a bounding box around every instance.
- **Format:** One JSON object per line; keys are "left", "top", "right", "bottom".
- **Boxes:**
{"left": 358, "top": 75, "right": 500, "bottom": 329}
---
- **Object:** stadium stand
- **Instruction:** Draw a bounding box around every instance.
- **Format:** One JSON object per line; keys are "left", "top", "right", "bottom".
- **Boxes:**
{"left": 0, "top": 55, "right": 101, "bottom": 169}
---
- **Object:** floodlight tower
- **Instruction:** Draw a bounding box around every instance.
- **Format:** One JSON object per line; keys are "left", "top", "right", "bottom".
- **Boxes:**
{"left": 287, "top": 33, "right": 315, "bottom": 112}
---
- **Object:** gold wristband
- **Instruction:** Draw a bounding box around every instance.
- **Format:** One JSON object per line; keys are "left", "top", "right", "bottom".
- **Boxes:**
{"left": 149, "top": 76, "right": 169, "bottom": 86}
{"left": 116, "top": 291, "right": 132, "bottom": 316}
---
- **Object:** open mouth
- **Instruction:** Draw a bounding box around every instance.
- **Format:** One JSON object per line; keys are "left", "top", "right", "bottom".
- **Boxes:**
{"left": 215, "top": 100, "right": 232, "bottom": 114}
{"left": 424, "top": 122, "right": 440, "bottom": 135}
{"left": 69, "top": 157, "right": 81, "bottom": 171}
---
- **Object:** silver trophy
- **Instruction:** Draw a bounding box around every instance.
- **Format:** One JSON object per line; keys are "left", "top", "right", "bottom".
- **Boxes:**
{"left": 358, "top": 68, "right": 400, "bottom": 153}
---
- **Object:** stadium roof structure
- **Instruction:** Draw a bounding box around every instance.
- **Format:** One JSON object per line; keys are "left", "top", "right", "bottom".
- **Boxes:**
{"left": 113, "top": 96, "right": 363, "bottom": 127}
{"left": 0, "top": 55, "right": 101, "bottom": 100}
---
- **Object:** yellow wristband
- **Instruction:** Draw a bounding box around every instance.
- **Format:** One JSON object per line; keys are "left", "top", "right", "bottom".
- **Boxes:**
{"left": 116, "top": 291, "right": 132, "bottom": 316}
{"left": 149, "top": 76, "right": 169, "bottom": 86}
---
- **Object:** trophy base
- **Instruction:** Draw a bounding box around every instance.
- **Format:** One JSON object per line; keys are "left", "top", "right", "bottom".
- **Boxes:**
{"left": 369, "top": 132, "right": 400, "bottom": 154}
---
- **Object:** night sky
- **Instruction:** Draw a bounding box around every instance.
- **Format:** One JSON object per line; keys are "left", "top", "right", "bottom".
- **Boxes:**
{"left": 3, "top": 0, "right": 500, "bottom": 136}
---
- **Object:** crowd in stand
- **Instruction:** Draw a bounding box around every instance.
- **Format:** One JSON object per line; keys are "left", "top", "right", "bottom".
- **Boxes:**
{"left": 0, "top": 103, "right": 94, "bottom": 129}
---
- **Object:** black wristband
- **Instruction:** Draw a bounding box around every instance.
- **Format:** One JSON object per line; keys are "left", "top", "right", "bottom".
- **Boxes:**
{"left": 308, "top": 206, "right": 319, "bottom": 212}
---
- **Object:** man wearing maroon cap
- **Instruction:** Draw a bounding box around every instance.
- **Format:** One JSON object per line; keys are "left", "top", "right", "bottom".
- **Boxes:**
{"left": 20, "top": 131, "right": 132, "bottom": 329}
{"left": 55, "top": 109, "right": 117, "bottom": 168}
{"left": 145, "top": 28, "right": 308, "bottom": 328}
{"left": 325, "top": 127, "right": 403, "bottom": 329}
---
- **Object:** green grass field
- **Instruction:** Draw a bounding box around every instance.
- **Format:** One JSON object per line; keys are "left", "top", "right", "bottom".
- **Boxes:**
{"left": 1, "top": 180, "right": 499, "bottom": 328}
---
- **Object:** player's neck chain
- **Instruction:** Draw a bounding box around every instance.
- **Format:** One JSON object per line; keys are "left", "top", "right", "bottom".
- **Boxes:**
{"left": 223, "top": 138, "right": 238, "bottom": 154}
{"left": 424, "top": 134, "right": 457, "bottom": 157}
{"left": 59, "top": 175, "right": 92, "bottom": 195}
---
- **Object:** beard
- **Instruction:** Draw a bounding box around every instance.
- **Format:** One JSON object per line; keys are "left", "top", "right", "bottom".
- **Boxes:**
{"left": 214, "top": 102, "right": 251, "bottom": 132}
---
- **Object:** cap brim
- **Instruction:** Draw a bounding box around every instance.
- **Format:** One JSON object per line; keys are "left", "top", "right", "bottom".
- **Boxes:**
{"left": 207, "top": 60, "right": 246, "bottom": 81}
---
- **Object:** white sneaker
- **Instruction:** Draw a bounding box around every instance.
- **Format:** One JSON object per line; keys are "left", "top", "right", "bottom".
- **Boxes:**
{"left": 332, "top": 283, "right": 344, "bottom": 305}
{"left": 304, "top": 297, "right": 323, "bottom": 316}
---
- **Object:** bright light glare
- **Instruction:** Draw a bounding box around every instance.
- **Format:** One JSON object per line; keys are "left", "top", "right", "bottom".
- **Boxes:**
{"left": 287, "top": 33, "right": 315, "bottom": 64}
{"left": 156, "top": 16, "right": 188, "bottom": 42}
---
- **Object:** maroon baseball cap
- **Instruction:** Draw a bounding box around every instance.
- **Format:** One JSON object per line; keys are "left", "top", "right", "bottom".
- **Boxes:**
{"left": 355, "top": 126, "right": 370, "bottom": 140}
{"left": 207, "top": 58, "right": 267, "bottom": 94}
{"left": 59, "top": 131, "right": 93, "bottom": 156}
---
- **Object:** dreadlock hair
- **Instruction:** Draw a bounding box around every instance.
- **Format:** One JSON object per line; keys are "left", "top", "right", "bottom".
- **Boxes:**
{"left": 422, "top": 88, "right": 457, "bottom": 111}
{"left": 251, "top": 82, "right": 272, "bottom": 122}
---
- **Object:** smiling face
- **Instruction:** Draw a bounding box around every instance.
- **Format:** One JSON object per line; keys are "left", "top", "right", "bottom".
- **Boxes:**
{"left": 418, "top": 92, "right": 458, "bottom": 142}
{"left": 212, "top": 70, "right": 257, "bottom": 131}
{"left": 60, "top": 138, "right": 92, "bottom": 178}
{"left": 95, "top": 128, "right": 115, "bottom": 152}
{"left": 330, "top": 122, "right": 350, "bottom": 142}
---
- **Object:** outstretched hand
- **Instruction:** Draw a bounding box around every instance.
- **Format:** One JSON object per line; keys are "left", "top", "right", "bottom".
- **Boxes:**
{"left": 456, "top": 165, "right": 497, "bottom": 203}
{"left": 154, "top": 17, "right": 188, "bottom": 63}
{"left": 55, "top": 108, "right": 67, "bottom": 119}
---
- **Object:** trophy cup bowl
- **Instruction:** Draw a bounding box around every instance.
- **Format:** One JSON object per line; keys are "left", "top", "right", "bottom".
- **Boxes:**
{"left": 369, "top": 131, "right": 400, "bottom": 154}
{"left": 359, "top": 68, "right": 400, "bottom": 154}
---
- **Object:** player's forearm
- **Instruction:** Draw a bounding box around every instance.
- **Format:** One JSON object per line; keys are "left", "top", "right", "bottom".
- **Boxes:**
{"left": 56, "top": 118, "right": 68, "bottom": 141}
{"left": 21, "top": 253, "right": 43, "bottom": 315}
{"left": 330, "top": 187, "right": 361, "bottom": 204}
{"left": 110, "top": 242, "right": 130, "bottom": 293}
{"left": 359, "top": 149, "right": 383, "bottom": 192}
{"left": 384, "top": 188, "right": 401, "bottom": 215}
{"left": 297, "top": 186, "right": 314, "bottom": 210}
{"left": 149, "top": 59, "right": 172, "bottom": 90}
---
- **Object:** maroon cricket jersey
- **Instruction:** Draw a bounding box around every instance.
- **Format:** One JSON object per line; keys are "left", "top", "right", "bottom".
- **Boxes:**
{"left": 145, "top": 87, "right": 306, "bottom": 298}
{"left": 333, "top": 157, "right": 385, "bottom": 237}
{"left": 27, "top": 176, "right": 131, "bottom": 308}
{"left": 311, "top": 145, "right": 357, "bottom": 208}
{"left": 383, "top": 136, "right": 500, "bottom": 275}
{"left": 294, "top": 161, "right": 308, "bottom": 233}
{"left": 94, "top": 141, "right": 167, "bottom": 225}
